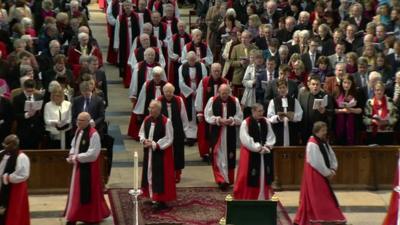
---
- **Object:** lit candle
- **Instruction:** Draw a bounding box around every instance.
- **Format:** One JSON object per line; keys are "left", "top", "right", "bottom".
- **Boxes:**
{"left": 134, "top": 151, "right": 139, "bottom": 190}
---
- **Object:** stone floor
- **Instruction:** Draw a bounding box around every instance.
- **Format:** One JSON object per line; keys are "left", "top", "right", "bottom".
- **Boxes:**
{"left": 29, "top": 2, "right": 394, "bottom": 225}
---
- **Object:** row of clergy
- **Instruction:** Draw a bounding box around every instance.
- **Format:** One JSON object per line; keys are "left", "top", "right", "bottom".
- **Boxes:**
{"left": 126, "top": 60, "right": 303, "bottom": 163}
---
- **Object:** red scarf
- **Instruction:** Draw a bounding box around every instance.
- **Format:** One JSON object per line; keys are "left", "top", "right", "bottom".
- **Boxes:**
{"left": 372, "top": 95, "right": 388, "bottom": 134}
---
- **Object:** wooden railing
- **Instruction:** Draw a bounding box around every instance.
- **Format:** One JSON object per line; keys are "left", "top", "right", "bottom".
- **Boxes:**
{"left": 25, "top": 149, "right": 109, "bottom": 194}
{"left": 273, "top": 145, "right": 399, "bottom": 190}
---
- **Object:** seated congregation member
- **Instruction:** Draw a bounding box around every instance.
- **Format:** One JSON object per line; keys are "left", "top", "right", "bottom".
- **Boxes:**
{"left": 0, "top": 135, "right": 30, "bottom": 225}
{"left": 204, "top": 84, "right": 243, "bottom": 191}
{"left": 195, "top": 63, "right": 228, "bottom": 161}
{"left": 294, "top": 121, "right": 346, "bottom": 225}
{"left": 264, "top": 65, "right": 298, "bottom": 105}
{"left": 298, "top": 75, "right": 334, "bottom": 144}
{"left": 267, "top": 79, "right": 303, "bottom": 146}
{"left": 65, "top": 112, "right": 110, "bottom": 225}
{"left": 234, "top": 103, "right": 276, "bottom": 200}
{"left": 13, "top": 79, "right": 44, "bottom": 149}
{"left": 178, "top": 51, "right": 207, "bottom": 145}
{"left": 71, "top": 81, "right": 106, "bottom": 137}
{"left": 44, "top": 86, "right": 72, "bottom": 149}
{"left": 139, "top": 100, "right": 176, "bottom": 211}
{"left": 181, "top": 29, "right": 213, "bottom": 67}
{"left": 168, "top": 21, "right": 191, "bottom": 94}
{"left": 229, "top": 30, "right": 258, "bottom": 98}
{"left": 241, "top": 50, "right": 264, "bottom": 118}
{"left": 157, "top": 83, "right": 189, "bottom": 183}
{"left": 363, "top": 81, "right": 398, "bottom": 145}
{"left": 129, "top": 67, "right": 167, "bottom": 140}
{"left": 333, "top": 75, "right": 363, "bottom": 145}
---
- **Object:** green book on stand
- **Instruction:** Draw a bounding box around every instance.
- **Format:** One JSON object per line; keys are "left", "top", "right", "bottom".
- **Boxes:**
{"left": 225, "top": 199, "right": 277, "bottom": 225}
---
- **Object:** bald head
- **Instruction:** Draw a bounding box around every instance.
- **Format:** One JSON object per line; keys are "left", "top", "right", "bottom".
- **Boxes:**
{"left": 187, "top": 51, "right": 198, "bottom": 65}
{"left": 2, "top": 135, "right": 20, "bottom": 152}
{"left": 218, "top": 84, "right": 231, "bottom": 100}
{"left": 77, "top": 112, "right": 91, "bottom": 129}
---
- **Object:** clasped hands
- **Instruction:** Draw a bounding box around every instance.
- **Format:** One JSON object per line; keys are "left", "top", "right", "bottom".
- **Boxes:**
{"left": 66, "top": 154, "right": 78, "bottom": 164}
{"left": 143, "top": 139, "right": 155, "bottom": 149}
{"left": 258, "top": 146, "right": 271, "bottom": 154}
{"left": 218, "top": 117, "right": 234, "bottom": 126}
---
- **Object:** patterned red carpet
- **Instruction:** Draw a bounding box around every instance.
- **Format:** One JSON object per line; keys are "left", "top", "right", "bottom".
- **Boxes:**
{"left": 108, "top": 187, "right": 292, "bottom": 225}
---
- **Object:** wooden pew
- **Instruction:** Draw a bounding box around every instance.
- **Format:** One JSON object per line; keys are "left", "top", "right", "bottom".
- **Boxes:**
{"left": 273, "top": 145, "right": 399, "bottom": 190}
{"left": 25, "top": 149, "right": 109, "bottom": 194}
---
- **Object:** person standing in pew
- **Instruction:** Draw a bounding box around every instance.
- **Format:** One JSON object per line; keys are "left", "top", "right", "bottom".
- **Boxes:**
{"left": 294, "top": 121, "right": 346, "bottom": 225}
{"left": 13, "top": 79, "right": 44, "bottom": 149}
{"left": 64, "top": 112, "right": 110, "bottom": 225}
{"left": 0, "top": 134, "right": 30, "bottom": 225}
{"left": 234, "top": 103, "right": 276, "bottom": 200}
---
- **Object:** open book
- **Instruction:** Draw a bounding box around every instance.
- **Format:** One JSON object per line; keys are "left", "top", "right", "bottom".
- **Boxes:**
{"left": 312, "top": 96, "right": 328, "bottom": 110}
{"left": 24, "top": 100, "right": 43, "bottom": 112}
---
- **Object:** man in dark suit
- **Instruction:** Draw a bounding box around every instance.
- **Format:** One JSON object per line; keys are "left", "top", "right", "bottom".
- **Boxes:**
{"left": 352, "top": 57, "right": 370, "bottom": 90}
{"left": 254, "top": 24, "right": 273, "bottom": 50}
{"left": 301, "top": 38, "right": 320, "bottom": 73}
{"left": 260, "top": 0, "right": 282, "bottom": 29}
{"left": 275, "top": 16, "right": 296, "bottom": 44}
{"left": 72, "top": 81, "right": 106, "bottom": 137}
{"left": 36, "top": 40, "right": 61, "bottom": 73}
{"left": 386, "top": 40, "right": 400, "bottom": 73}
{"left": 13, "top": 79, "right": 44, "bottom": 149}
{"left": 88, "top": 56, "right": 108, "bottom": 107}
{"left": 264, "top": 64, "right": 298, "bottom": 105}
{"left": 297, "top": 75, "right": 334, "bottom": 144}
{"left": 0, "top": 95, "right": 13, "bottom": 142}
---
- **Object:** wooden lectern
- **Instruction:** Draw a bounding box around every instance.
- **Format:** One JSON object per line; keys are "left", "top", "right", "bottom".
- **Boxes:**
{"left": 221, "top": 195, "right": 277, "bottom": 225}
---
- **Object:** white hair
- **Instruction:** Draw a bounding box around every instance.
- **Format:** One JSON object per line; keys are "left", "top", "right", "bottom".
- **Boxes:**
{"left": 191, "top": 28, "right": 202, "bottom": 36}
{"left": 299, "top": 11, "right": 310, "bottom": 18}
{"left": 152, "top": 66, "right": 164, "bottom": 75}
{"left": 78, "top": 32, "right": 89, "bottom": 41}
{"left": 226, "top": 8, "right": 236, "bottom": 18}
{"left": 21, "top": 17, "right": 33, "bottom": 27}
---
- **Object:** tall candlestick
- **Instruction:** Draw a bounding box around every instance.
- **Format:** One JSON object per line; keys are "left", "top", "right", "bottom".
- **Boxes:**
{"left": 134, "top": 151, "right": 139, "bottom": 189}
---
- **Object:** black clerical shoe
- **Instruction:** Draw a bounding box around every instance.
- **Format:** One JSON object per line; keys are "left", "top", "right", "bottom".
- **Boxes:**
{"left": 218, "top": 183, "right": 229, "bottom": 192}
{"left": 152, "top": 202, "right": 169, "bottom": 211}
{"left": 202, "top": 155, "right": 210, "bottom": 164}
{"left": 185, "top": 138, "right": 196, "bottom": 146}
{"left": 66, "top": 221, "right": 76, "bottom": 225}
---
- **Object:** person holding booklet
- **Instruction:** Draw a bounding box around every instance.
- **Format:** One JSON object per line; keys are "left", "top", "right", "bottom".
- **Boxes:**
{"left": 333, "top": 75, "right": 363, "bottom": 145}
{"left": 298, "top": 75, "right": 333, "bottom": 144}
{"left": 12, "top": 79, "right": 44, "bottom": 149}
{"left": 363, "top": 81, "right": 398, "bottom": 145}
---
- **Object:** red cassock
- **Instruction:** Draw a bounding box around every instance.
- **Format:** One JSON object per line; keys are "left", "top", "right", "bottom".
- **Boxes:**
{"left": 196, "top": 76, "right": 228, "bottom": 158}
{"left": 140, "top": 115, "right": 176, "bottom": 202}
{"left": 6, "top": 182, "right": 30, "bottom": 225}
{"left": 234, "top": 117, "right": 276, "bottom": 200}
{"left": 205, "top": 96, "right": 242, "bottom": 185}
{"left": 106, "top": 0, "right": 120, "bottom": 65}
{"left": 3, "top": 152, "right": 30, "bottom": 225}
{"left": 382, "top": 158, "right": 400, "bottom": 225}
{"left": 294, "top": 137, "right": 346, "bottom": 225}
{"left": 127, "top": 63, "right": 162, "bottom": 140}
{"left": 65, "top": 128, "right": 110, "bottom": 223}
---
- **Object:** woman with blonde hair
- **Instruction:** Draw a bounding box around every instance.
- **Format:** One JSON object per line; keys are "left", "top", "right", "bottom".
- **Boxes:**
{"left": 44, "top": 84, "right": 72, "bottom": 148}
{"left": 363, "top": 81, "right": 398, "bottom": 145}
{"left": 247, "top": 14, "right": 261, "bottom": 39}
